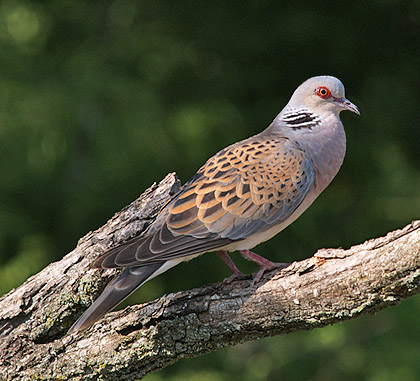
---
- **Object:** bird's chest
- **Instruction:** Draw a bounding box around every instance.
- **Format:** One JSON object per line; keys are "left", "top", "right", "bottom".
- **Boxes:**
{"left": 303, "top": 120, "right": 346, "bottom": 193}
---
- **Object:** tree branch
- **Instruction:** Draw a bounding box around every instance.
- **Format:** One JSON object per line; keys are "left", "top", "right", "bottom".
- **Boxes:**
{"left": 1, "top": 172, "right": 419, "bottom": 380}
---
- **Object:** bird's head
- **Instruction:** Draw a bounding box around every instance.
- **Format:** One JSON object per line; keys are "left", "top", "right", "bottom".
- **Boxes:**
{"left": 287, "top": 75, "right": 360, "bottom": 116}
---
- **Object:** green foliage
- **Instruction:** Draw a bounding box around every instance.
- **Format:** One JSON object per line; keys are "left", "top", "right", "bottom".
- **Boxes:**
{"left": 1, "top": 0, "right": 420, "bottom": 378}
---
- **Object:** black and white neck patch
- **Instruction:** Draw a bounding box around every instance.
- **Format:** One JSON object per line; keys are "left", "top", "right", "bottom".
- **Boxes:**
{"left": 281, "top": 109, "right": 321, "bottom": 130}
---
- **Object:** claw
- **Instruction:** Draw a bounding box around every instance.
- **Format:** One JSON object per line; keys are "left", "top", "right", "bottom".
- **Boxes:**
{"left": 217, "top": 251, "right": 244, "bottom": 282}
{"left": 240, "top": 249, "right": 290, "bottom": 283}
{"left": 224, "top": 271, "right": 245, "bottom": 283}
{"left": 217, "top": 249, "right": 289, "bottom": 284}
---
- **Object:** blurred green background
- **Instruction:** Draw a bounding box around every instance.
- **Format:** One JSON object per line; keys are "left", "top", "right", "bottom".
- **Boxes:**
{"left": 1, "top": 0, "right": 420, "bottom": 379}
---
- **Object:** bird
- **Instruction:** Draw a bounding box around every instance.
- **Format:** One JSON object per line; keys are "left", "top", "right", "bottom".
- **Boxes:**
{"left": 68, "top": 75, "right": 359, "bottom": 334}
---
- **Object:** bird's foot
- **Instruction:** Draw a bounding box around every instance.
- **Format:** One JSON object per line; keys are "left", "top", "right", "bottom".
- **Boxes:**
{"left": 224, "top": 272, "right": 245, "bottom": 283}
{"left": 239, "top": 249, "right": 290, "bottom": 283}
{"left": 217, "top": 250, "right": 245, "bottom": 283}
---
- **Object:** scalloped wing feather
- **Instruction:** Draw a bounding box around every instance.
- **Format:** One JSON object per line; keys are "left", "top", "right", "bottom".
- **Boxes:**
{"left": 167, "top": 135, "right": 314, "bottom": 239}
{"left": 93, "top": 134, "right": 314, "bottom": 269}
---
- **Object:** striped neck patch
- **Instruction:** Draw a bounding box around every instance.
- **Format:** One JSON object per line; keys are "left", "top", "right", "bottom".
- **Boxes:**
{"left": 281, "top": 109, "right": 320, "bottom": 130}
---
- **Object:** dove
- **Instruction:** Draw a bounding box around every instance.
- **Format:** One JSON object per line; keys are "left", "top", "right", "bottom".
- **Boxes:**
{"left": 68, "top": 75, "right": 359, "bottom": 334}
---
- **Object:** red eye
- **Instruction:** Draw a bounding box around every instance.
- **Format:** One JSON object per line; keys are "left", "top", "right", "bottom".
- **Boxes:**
{"left": 316, "top": 86, "right": 332, "bottom": 99}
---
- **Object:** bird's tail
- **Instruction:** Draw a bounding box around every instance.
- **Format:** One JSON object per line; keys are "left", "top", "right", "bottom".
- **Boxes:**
{"left": 68, "top": 263, "right": 163, "bottom": 334}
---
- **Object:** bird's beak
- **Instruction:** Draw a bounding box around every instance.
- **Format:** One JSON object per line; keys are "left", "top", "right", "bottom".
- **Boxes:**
{"left": 334, "top": 97, "right": 360, "bottom": 115}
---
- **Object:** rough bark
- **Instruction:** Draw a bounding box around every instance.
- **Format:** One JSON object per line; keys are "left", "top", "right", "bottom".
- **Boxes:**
{"left": 1, "top": 172, "right": 419, "bottom": 380}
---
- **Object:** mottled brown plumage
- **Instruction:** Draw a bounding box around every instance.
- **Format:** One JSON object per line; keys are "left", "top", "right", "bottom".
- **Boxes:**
{"left": 69, "top": 75, "right": 359, "bottom": 334}
{"left": 94, "top": 135, "right": 314, "bottom": 270}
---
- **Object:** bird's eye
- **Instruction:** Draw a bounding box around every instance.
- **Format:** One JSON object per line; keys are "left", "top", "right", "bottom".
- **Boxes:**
{"left": 316, "top": 86, "right": 332, "bottom": 99}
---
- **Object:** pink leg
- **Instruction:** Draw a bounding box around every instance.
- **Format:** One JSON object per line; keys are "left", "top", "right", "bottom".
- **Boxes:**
{"left": 217, "top": 250, "right": 244, "bottom": 283}
{"left": 239, "top": 249, "right": 290, "bottom": 283}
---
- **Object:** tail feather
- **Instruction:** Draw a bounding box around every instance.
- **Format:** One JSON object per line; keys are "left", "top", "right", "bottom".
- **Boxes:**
{"left": 68, "top": 262, "right": 163, "bottom": 334}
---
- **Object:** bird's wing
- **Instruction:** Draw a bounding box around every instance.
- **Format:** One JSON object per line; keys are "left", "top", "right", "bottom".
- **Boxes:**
{"left": 93, "top": 134, "right": 315, "bottom": 269}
